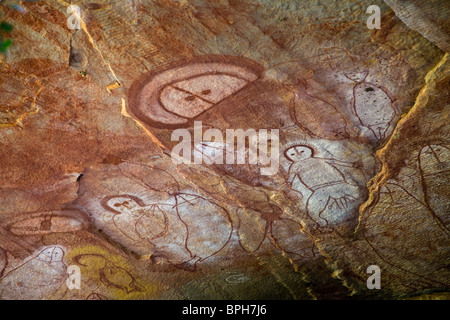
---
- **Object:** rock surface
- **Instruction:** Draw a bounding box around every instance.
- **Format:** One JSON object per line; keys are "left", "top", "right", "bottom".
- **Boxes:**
{"left": 0, "top": 0, "right": 448, "bottom": 299}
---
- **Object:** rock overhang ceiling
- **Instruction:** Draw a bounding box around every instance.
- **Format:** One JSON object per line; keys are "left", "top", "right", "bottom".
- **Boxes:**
{"left": 0, "top": 0, "right": 448, "bottom": 300}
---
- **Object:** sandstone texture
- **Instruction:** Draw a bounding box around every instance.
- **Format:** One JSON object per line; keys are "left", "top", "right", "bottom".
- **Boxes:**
{"left": 0, "top": 0, "right": 448, "bottom": 299}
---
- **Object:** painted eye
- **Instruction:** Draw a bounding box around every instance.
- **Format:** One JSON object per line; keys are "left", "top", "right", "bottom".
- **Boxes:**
{"left": 114, "top": 203, "right": 121, "bottom": 207}
{"left": 123, "top": 201, "right": 129, "bottom": 205}
{"left": 160, "top": 75, "right": 250, "bottom": 118}
{"left": 184, "top": 95, "right": 197, "bottom": 101}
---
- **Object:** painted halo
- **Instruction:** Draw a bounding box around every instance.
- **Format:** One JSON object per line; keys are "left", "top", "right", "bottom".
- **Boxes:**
{"left": 128, "top": 55, "right": 264, "bottom": 128}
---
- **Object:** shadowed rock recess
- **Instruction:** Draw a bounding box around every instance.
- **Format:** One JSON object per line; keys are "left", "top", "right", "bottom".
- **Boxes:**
{"left": 0, "top": 0, "right": 448, "bottom": 300}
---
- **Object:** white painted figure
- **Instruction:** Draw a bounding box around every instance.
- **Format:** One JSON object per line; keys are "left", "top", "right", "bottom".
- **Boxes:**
{"left": 285, "top": 144, "right": 361, "bottom": 226}
{"left": 0, "top": 246, "right": 67, "bottom": 299}
{"left": 347, "top": 72, "right": 396, "bottom": 141}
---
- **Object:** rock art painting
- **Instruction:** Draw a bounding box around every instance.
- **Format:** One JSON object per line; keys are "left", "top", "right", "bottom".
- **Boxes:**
{"left": 72, "top": 159, "right": 324, "bottom": 270}
{"left": 86, "top": 293, "right": 109, "bottom": 300}
{"left": 237, "top": 202, "right": 317, "bottom": 260}
{"left": 417, "top": 145, "right": 450, "bottom": 229}
{"left": 0, "top": 246, "right": 67, "bottom": 300}
{"left": 347, "top": 71, "right": 397, "bottom": 141}
{"left": 98, "top": 192, "right": 232, "bottom": 268}
{"left": 6, "top": 210, "right": 89, "bottom": 236}
{"left": 0, "top": 0, "right": 448, "bottom": 301}
{"left": 358, "top": 143, "right": 450, "bottom": 294}
{"left": 69, "top": 249, "right": 147, "bottom": 298}
{"left": 0, "top": 248, "right": 6, "bottom": 279}
{"left": 284, "top": 143, "right": 363, "bottom": 227}
{"left": 128, "top": 55, "right": 264, "bottom": 128}
{"left": 288, "top": 82, "right": 351, "bottom": 140}
{"left": 73, "top": 161, "right": 234, "bottom": 270}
